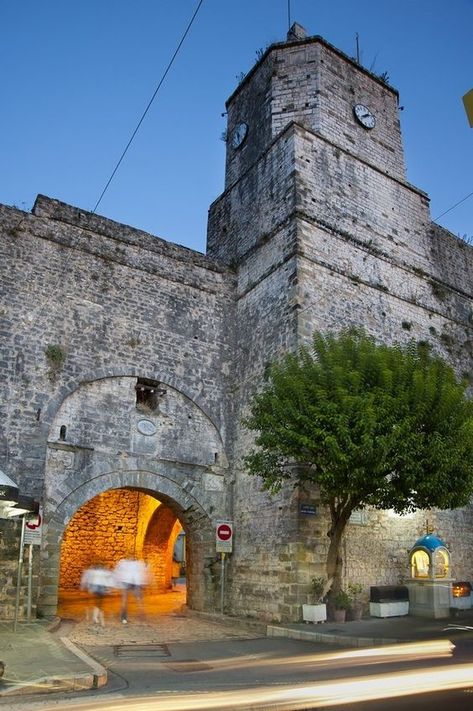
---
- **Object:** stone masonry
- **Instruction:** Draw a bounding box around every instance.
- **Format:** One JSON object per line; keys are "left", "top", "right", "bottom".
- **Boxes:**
{"left": 207, "top": 30, "right": 473, "bottom": 620}
{"left": 1, "top": 27, "right": 473, "bottom": 622}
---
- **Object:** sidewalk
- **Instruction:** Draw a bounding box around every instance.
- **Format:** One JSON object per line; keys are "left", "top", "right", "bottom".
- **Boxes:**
{"left": 2, "top": 604, "right": 473, "bottom": 698}
{"left": 268, "top": 608, "right": 473, "bottom": 647}
{"left": 0, "top": 586, "right": 260, "bottom": 698}
{"left": 0, "top": 619, "right": 106, "bottom": 697}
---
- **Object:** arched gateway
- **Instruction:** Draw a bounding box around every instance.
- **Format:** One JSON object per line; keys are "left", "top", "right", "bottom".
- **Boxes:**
{"left": 4, "top": 26, "right": 473, "bottom": 625}
{"left": 38, "top": 374, "right": 229, "bottom": 617}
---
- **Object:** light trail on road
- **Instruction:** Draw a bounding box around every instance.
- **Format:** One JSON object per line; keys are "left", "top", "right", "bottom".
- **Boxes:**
{"left": 192, "top": 638, "right": 455, "bottom": 674}
{"left": 24, "top": 639, "right": 471, "bottom": 711}
{"left": 45, "top": 663, "right": 473, "bottom": 709}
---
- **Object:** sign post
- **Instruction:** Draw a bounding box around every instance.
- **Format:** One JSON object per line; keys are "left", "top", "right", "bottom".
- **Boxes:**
{"left": 216, "top": 521, "right": 233, "bottom": 614}
{"left": 220, "top": 552, "right": 226, "bottom": 614}
{"left": 13, "top": 516, "right": 27, "bottom": 632}
{"left": 26, "top": 544, "right": 33, "bottom": 621}
{"left": 24, "top": 510, "right": 42, "bottom": 622}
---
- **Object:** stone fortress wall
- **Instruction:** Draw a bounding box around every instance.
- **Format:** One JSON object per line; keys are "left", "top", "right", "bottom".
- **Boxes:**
{"left": 0, "top": 195, "right": 235, "bottom": 615}
{"left": 1, "top": 28, "right": 473, "bottom": 622}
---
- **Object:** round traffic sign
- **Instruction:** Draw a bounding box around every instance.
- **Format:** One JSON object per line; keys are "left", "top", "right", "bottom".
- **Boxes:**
{"left": 26, "top": 512, "right": 41, "bottom": 530}
{"left": 216, "top": 523, "right": 232, "bottom": 541}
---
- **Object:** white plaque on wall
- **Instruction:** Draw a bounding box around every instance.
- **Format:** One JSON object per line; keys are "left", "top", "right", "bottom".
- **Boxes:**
{"left": 137, "top": 419, "right": 157, "bottom": 436}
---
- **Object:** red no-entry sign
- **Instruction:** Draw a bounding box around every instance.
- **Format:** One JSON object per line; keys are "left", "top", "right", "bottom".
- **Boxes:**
{"left": 217, "top": 523, "right": 232, "bottom": 540}
{"left": 216, "top": 521, "right": 233, "bottom": 552}
{"left": 24, "top": 509, "right": 42, "bottom": 546}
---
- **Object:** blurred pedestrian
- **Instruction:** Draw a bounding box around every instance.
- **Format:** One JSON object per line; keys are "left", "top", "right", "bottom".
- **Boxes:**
{"left": 80, "top": 562, "right": 115, "bottom": 627}
{"left": 114, "top": 557, "right": 150, "bottom": 624}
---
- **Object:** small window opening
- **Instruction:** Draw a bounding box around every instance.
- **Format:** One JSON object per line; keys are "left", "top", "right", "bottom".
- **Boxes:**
{"left": 135, "top": 377, "right": 166, "bottom": 413}
{"left": 59, "top": 425, "right": 67, "bottom": 441}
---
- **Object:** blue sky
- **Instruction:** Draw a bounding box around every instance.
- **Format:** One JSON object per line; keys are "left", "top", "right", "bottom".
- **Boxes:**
{"left": 2, "top": 0, "right": 472, "bottom": 253}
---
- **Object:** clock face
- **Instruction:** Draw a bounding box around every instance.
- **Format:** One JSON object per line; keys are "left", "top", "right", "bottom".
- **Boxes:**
{"left": 353, "top": 104, "right": 376, "bottom": 129}
{"left": 231, "top": 122, "right": 248, "bottom": 149}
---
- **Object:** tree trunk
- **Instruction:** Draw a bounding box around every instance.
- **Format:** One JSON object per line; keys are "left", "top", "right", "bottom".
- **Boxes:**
{"left": 326, "top": 508, "right": 351, "bottom": 615}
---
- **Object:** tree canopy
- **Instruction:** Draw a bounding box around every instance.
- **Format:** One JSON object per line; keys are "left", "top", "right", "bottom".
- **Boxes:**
{"left": 243, "top": 329, "right": 473, "bottom": 593}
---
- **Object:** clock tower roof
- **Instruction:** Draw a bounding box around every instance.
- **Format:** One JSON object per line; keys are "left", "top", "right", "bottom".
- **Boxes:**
{"left": 287, "top": 22, "right": 308, "bottom": 42}
{"left": 225, "top": 30, "right": 399, "bottom": 110}
{"left": 222, "top": 26, "right": 405, "bottom": 190}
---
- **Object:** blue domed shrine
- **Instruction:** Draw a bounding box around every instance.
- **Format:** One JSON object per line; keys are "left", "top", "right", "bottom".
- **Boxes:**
{"left": 408, "top": 532, "right": 452, "bottom": 618}
{"left": 410, "top": 533, "right": 450, "bottom": 580}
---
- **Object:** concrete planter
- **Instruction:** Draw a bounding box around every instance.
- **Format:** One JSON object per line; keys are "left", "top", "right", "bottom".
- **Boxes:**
{"left": 333, "top": 608, "right": 347, "bottom": 623}
{"left": 369, "top": 601, "right": 409, "bottom": 618}
{"left": 302, "top": 603, "right": 327, "bottom": 624}
{"left": 348, "top": 603, "right": 364, "bottom": 621}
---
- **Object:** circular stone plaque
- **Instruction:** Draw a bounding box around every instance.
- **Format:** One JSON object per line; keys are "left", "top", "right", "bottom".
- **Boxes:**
{"left": 137, "top": 419, "right": 157, "bottom": 436}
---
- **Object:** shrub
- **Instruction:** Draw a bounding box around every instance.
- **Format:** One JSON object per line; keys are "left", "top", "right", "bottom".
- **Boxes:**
{"left": 311, "top": 576, "right": 331, "bottom": 603}
{"left": 333, "top": 589, "right": 352, "bottom": 610}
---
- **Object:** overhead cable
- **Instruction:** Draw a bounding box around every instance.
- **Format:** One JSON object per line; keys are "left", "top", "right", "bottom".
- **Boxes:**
{"left": 435, "top": 189, "right": 473, "bottom": 221}
{"left": 92, "top": 0, "right": 205, "bottom": 214}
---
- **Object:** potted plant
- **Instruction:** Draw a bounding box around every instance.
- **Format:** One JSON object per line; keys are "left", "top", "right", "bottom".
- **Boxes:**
{"left": 347, "top": 583, "right": 364, "bottom": 621}
{"left": 332, "top": 588, "right": 352, "bottom": 623}
{"left": 302, "top": 576, "right": 331, "bottom": 624}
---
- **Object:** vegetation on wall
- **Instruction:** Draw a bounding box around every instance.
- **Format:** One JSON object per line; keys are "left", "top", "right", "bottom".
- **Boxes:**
{"left": 7, "top": 217, "right": 26, "bottom": 238}
{"left": 429, "top": 279, "right": 448, "bottom": 302}
{"left": 243, "top": 329, "right": 473, "bottom": 609}
{"left": 44, "top": 344, "right": 66, "bottom": 382}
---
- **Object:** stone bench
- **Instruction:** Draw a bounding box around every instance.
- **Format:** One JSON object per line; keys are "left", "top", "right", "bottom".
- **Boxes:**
{"left": 369, "top": 585, "right": 409, "bottom": 618}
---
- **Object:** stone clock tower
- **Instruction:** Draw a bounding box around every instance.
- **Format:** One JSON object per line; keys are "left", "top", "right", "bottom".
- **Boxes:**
{"left": 207, "top": 24, "right": 434, "bottom": 621}
{"left": 208, "top": 23, "right": 412, "bottom": 266}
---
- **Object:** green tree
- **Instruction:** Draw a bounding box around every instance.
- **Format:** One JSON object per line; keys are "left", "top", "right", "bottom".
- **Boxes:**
{"left": 243, "top": 330, "right": 473, "bottom": 599}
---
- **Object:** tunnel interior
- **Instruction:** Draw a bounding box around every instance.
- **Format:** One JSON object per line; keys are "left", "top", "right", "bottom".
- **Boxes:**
{"left": 59, "top": 487, "right": 185, "bottom": 597}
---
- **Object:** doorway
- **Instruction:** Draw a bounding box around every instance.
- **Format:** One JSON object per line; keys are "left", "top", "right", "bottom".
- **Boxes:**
{"left": 57, "top": 486, "right": 186, "bottom": 620}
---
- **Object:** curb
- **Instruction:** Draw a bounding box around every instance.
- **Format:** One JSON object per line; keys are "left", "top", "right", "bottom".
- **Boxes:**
{"left": 61, "top": 637, "right": 108, "bottom": 688}
{"left": 266, "top": 624, "right": 403, "bottom": 648}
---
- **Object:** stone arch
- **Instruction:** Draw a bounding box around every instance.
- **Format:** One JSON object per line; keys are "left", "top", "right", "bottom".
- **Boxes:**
{"left": 41, "top": 365, "right": 224, "bottom": 434}
{"left": 39, "top": 468, "right": 217, "bottom": 617}
{"left": 44, "top": 374, "right": 228, "bottom": 500}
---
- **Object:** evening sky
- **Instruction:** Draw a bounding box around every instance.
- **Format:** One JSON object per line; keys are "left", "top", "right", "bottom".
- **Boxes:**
{"left": 2, "top": 0, "right": 472, "bottom": 252}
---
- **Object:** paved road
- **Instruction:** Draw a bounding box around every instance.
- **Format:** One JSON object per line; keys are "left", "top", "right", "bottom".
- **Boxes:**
{"left": 5, "top": 619, "right": 473, "bottom": 710}
{"left": 4, "top": 589, "right": 473, "bottom": 710}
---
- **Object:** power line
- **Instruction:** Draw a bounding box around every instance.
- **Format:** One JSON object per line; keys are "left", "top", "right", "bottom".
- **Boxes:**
{"left": 92, "top": 0, "right": 205, "bottom": 214}
{"left": 434, "top": 189, "right": 473, "bottom": 221}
